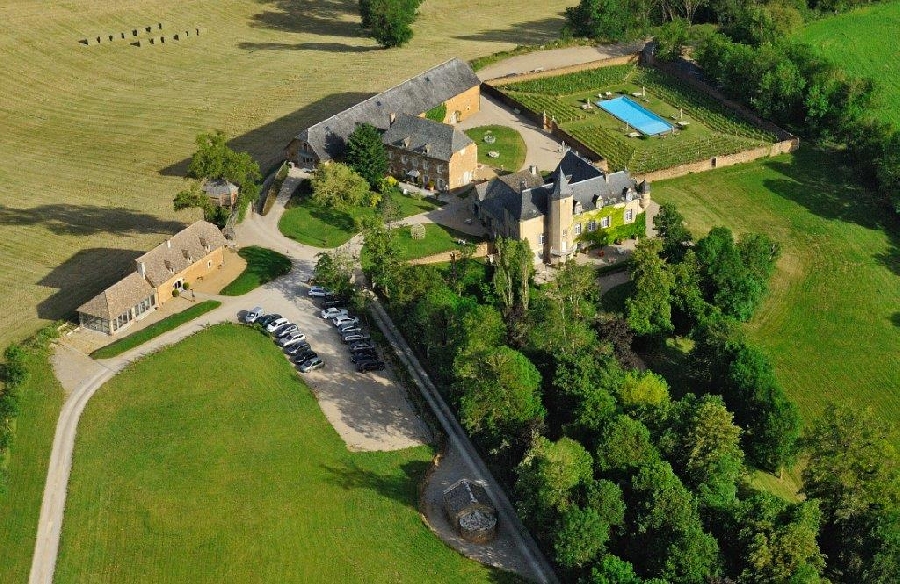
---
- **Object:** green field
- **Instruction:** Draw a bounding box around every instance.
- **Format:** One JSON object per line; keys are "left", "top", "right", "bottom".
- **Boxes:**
{"left": 0, "top": 0, "right": 573, "bottom": 349}
{"left": 362, "top": 223, "right": 476, "bottom": 268}
{"left": 219, "top": 246, "right": 291, "bottom": 295}
{"left": 497, "top": 65, "right": 776, "bottom": 172}
{"left": 0, "top": 347, "right": 65, "bottom": 583}
{"left": 57, "top": 324, "right": 512, "bottom": 583}
{"left": 652, "top": 147, "right": 900, "bottom": 444}
{"left": 464, "top": 125, "right": 527, "bottom": 172}
{"left": 798, "top": 1, "right": 900, "bottom": 128}
{"left": 279, "top": 190, "right": 439, "bottom": 248}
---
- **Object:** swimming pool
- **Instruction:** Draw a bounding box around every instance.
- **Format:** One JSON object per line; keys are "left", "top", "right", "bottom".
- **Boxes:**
{"left": 597, "top": 96, "right": 674, "bottom": 136}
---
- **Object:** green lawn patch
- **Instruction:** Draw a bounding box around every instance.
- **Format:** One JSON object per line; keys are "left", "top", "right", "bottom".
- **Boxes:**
{"left": 219, "top": 246, "right": 291, "bottom": 295}
{"left": 90, "top": 301, "right": 222, "bottom": 359}
{"left": 57, "top": 324, "right": 510, "bottom": 583}
{"left": 464, "top": 125, "right": 527, "bottom": 172}
{"left": 0, "top": 345, "right": 65, "bottom": 582}
{"left": 797, "top": 2, "right": 900, "bottom": 129}
{"left": 653, "top": 146, "right": 900, "bottom": 445}
{"left": 362, "top": 223, "right": 478, "bottom": 268}
{"left": 279, "top": 190, "right": 439, "bottom": 248}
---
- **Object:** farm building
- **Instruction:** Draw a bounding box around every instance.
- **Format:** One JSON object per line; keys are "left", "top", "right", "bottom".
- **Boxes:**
{"left": 442, "top": 479, "right": 497, "bottom": 544}
{"left": 77, "top": 221, "right": 227, "bottom": 334}
{"left": 202, "top": 179, "right": 239, "bottom": 207}
{"left": 285, "top": 58, "right": 480, "bottom": 168}
{"left": 473, "top": 151, "right": 650, "bottom": 264}
{"left": 382, "top": 114, "right": 477, "bottom": 191}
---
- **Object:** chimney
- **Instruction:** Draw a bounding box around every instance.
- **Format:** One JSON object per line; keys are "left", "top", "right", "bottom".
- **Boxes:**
{"left": 166, "top": 239, "right": 171, "bottom": 249}
{"left": 529, "top": 165, "right": 537, "bottom": 176}
{"left": 137, "top": 261, "right": 146, "bottom": 278}
{"left": 389, "top": 112, "right": 396, "bottom": 124}
{"left": 520, "top": 180, "right": 527, "bottom": 192}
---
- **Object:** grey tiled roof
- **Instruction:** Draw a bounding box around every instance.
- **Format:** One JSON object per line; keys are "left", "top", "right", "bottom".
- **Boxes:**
{"left": 295, "top": 58, "right": 480, "bottom": 161}
{"left": 77, "top": 273, "right": 154, "bottom": 320}
{"left": 202, "top": 179, "right": 238, "bottom": 196}
{"left": 382, "top": 114, "right": 473, "bottom": 162}
{"left": 443, "top": 479, "right": 492, "bottom": 516}
{"left": 136, "top": 221, "right": 227, "bottom": 287}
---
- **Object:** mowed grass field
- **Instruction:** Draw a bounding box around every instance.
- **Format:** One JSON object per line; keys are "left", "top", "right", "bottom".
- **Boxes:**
{"left": 0, "top": 0, "right": 573, "bottom": 349}
{"left": 56, "top": 324, "right": 513, "bottom": 583}
{"left": 797, "top": 1, "right": 900, "bottom": 128}
{"left": 652, "top": 147, "right": 900, "bottom": 444}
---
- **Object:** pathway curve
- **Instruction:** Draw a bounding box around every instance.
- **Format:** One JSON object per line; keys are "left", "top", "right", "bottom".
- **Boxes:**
{"left": 476, "top": 41, "right": 645, "bottom": 81}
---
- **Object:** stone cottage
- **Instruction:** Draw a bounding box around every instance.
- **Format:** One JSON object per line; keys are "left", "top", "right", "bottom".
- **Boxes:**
{"left": 382, "top": 113, "right": 477, "bottom": 191}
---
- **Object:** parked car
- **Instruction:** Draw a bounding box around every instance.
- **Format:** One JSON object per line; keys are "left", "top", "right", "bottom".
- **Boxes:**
{"left": 257, "top": 314, "right": 281, "bottom": 327}
{"left": 266, "top": 317, "right": 289, "bottom": 333}
{"left": 350, "top": 350, "right": 378, "bottom": 363}
{"left": 307, "top": 286, "right": 332, "bottom": 297}
{"left": 337, "top": 324, "right": 362, "bottom": 335}
{"left": 293, "top": 350, "right": 318, "bottom": 363}
{"left": 348, "top": 340, "right": 376, "bottom": 352}
{"left": 342, "top": 332, "right": 371, "bottom": 344}
{"left": 245, "top": 306, "right": 264, "bottom": 323}
{"left": 299, "top": 357, "right": 324, "bottom": 372}
{"left": 356, "top": 359, "right": 386, "bottom": 373}
{"left": 280, "top": 336, "right": 307, "bottom": 349}
{"left": 333, "top": 316, "right": 359, "bottom": 328}
{"left": 275, "top": 324, "right": 300, "bottom": 338}
{"left": 321, "top": 307, "right": 349, "bottom": 320}
{"left": 285, "top": 342, "right": 312, "bottom": 356}
{"left": 276, "top": 331, "right": 306, "bottom": 346}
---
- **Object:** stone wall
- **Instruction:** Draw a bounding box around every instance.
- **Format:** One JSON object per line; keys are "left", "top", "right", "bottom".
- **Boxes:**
{"left": 155, "top": 246, "right": 225, "bottom": 304}
{"left": 408, "top": 242, "right": 491, "bottom": 265}
{"left": 443, "top": 85, "right": 481, "bottom": 123}
{"left": 636, "top": 138, "right": 799, "bottom": 182}
{"left": 486, "top": 53, "right": 639, "bottom": 87}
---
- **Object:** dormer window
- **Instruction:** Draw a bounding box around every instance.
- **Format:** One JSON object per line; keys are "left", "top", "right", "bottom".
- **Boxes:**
{"left": 164, "top": 260, "right": 174, "bottom": 274}
{"left": 573, "top": 201, "right": 583, "bottom": 215}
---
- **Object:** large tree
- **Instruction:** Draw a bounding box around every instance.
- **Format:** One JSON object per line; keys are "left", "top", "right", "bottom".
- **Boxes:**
{"left": 652, "top": 202, "right": 693, "bottom": 262}
{"left": 310, "top": 162, "right": 376, "bottom": 210}
{"left": 368, "top": 0, "right": 416, "bottom": 48}
{"left": 186, "top": 130, "right": 261, "bottom": 218}
{"left": 345, "top": 122, "right": 388, "bottom": 191}
{"left": 627, "top": 238, "right": 674, "bottom": 337}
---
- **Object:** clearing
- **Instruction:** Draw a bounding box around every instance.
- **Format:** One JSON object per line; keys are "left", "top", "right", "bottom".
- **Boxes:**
{"left": 55, "top": 324, "right": 515, "bottom": 583}
{"left": 0, "top": 0, "right": 572, "bottom": 348}
{"left": 797, "top": 1, "right": 900, "bottom": 129}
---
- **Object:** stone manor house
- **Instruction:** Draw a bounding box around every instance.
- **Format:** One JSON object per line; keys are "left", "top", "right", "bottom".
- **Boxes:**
{"left": 286, "top": 58, "right": 480, "bottom": 191}
{"left": 77, "top": 221, "right": 227, "bottom": 335}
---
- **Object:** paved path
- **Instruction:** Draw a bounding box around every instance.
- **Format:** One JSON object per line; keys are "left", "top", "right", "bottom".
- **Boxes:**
{"left": 476, "top": 41, "right": 645, "bottom": 81}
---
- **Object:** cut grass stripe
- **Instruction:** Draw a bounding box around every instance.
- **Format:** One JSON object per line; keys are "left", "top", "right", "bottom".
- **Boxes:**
{"left": 90, "top": 300, "right": 221, "bottom": 359}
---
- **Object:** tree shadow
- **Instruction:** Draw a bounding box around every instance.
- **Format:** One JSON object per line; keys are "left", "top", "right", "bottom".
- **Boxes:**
{"left": 0, "top": 204, "right": 185, "bottom": 237}
{"left": 453, "top": 16, "right": 565, "bottom": 44}
{"left": 891, "top": 312, "right": 900, "bottom": 328}
{"left": 238, "top": 41, "right": 378, "bottom": 53}
{"left": 158, "top": 92, "right": 374, "bottom": 178}
{"left": 761, "top": 146, "right": 900, "bottom": 277}
{"left": 320, "top": 459, "right": 429, "bottom": 508}
{"left": 248, "top": 0, "right": 363, "bottom": 39}
{"left": 307, "top": 204, "right": 360, "bottom": 233}
{"left": 36, "top": 248, "right": 144, "bottom": 320}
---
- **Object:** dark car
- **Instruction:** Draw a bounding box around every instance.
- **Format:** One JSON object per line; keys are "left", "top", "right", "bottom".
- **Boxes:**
{"left": 338, "top": 325, "right": 362, "bottom": 335}
{"left": 293, "top": 350, "right": 318, "bottom": 363}
{"left": 285, "top": 341, "right": 312, "bottom": 355}
{"left": 299, "top": 357, "right": 325, "bottom": 373}
{"left": 256, "top": 314, "right": 281, "bottom": 327}
{"left": 322, "top": 298, "right": 346, "bottom": 309}
{"left": 342, "top": 332, "right": 370, "bottom": 344}
{"left": 348, "top": 340, "right": 376, "bottom": 352}
{"left": 356, "top": 359, "right": 386, "bottom": 373}
{"left": 350, "top": 350, "right": 378, "bottom": 363}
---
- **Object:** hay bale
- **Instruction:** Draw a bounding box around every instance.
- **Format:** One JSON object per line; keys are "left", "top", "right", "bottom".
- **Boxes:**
{"left": 149, "top": 36, "right": 156, "bottom": 45}
{"left": 79, "top": 38, "right": 89, "bottom": 45}
{"left": 132, "top": 29, "right": 139, "bottom": 36}
{"left": 184, "top": 29, "right": 191, "bottom": 37}
{"left": 120, "top": 32, "right": 126, "bottom": 39}
{"left": 107, "top": 34, "right": 115, "bottom": 42}
{"left": 158, "top": 22, "right": 163, "bottom": 30}
{"left": 96, "top": 36, "right": 102, "bottom": 44}
{"left": 145, "top": 26, "right": 152, "bottom": 33}
{"left": 160, "top": 36, "right": 165, "bottom": 43}
{"left": 173, "top": 34, "right": 180, "bottom": 41}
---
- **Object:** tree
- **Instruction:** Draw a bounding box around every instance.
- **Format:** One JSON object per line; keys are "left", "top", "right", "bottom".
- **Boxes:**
{"left": 653, "top": 202, "right": 693, "bottom": 263}
{"left": 361, "top": 215, "right": 400, "bottom": 297}
{"left": 553, "top": 480, "right": 626, "bottom": 568}
{"left": 456, "top": 346, "right": 545, "bottom": 447}
{"left": 313, "top": 250, "right": 355, "bottom": 296}
{"left": 590, "top": 555, "right": 644, "bottom": 584}
{"left": 310, "top": 162, "right": 375, "bottom": 210}
{"left": 617, "top": 370, "right": 670, "bottom": 425}
{"left": 552, "top": 351, "right": 621, "bottom": 439}
{"left": 188, "top": 130, "right": 260, "bottom": 217}
{"left": 529, "top": 262, "right": 599, "bottom": 356}
{"left": 368, "top": 0, "right": 415, "bottom": 48}
{"left": 516, "top": 436, "right": 594, "bottom": 522}
{"left": 654, "top": 18, "right": 689, "bottom": 62}
{"left": 627, "top": 238, "right": 674, "bottom": 337}
{"left": 596, "top": 314, "right": 642, "bottom": 369}
{"left": 802, "top": 405, "right": 900, "bottom": 582}
{"left": 565, "top": 0, "right": 632, "bottom": 41}
{"left": 595, "top": 414, "right": 660, "bottom": 475}
{"left": 345, "top": 122, "right": 388, "bottom": 191}
{"left": 669, "top": 250, "right": 708, "bottom": 333}
{"left": 491, "top": 237, "right": 533, "bottom": 317}
{"left": 359, "top": 0, "right": 373, "bottom": 27}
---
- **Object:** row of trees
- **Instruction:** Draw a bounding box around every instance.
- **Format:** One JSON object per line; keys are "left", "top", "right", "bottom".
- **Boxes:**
{"left": 359, "top": 0, "right": 422, "bottom": 48}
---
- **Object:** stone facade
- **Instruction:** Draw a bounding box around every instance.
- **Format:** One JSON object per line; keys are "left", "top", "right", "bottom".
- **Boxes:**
{"left": 440, "top": 85, "right": 481, "bottom": 124}
{"left": 152, "top": 245, "right": 225, "bottom": 305}
{"left": 386, "top": 142, "right": 477, "bottom": 190}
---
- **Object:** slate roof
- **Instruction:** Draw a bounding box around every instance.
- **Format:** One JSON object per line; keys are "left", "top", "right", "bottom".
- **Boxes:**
{"left": 443, "top": 479, "right": 493, "bottom": 516}
{"left": 477, "top": 151, "right": 644, "bottom": 224}
{"left": 382, "top": 114, "right": 473, "bottom": 162}
{"left": 294, "top": 58, "right": 480, "bottom": 161}
{"left": 136, "top": 221, "right": 227, "bottom": 288}
{"left": 202, "top": 179, "right": 238, "bottom": 196}
{"left": 477, "top": 169, "right": 548, "bottom": 225}
{"left": 77, "top": 273, "right": 154, "bottom": 320}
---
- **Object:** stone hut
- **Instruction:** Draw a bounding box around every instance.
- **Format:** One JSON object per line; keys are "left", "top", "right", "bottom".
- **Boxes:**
{"left": 442, "top": 479, "right": 497, "bottom": 544}
{"left": 202, "top": 179, "right": 239, "bottom": 207}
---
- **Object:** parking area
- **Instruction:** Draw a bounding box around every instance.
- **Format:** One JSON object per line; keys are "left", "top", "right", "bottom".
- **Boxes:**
{"left": 243, "top": 282, "right": 432, "bottom": 452}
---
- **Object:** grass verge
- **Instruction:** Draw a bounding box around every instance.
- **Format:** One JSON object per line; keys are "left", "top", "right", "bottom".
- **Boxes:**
{"left": 90, "top": 301, "right": 222, "bottom": 359}
{"left": 57, "top": 324, "right": 512, "bottom": 583}
{"left": 219, "top": 246, "right": 291, "bottom": 296}
{"left": 464, "top": 125, "right": 527, "bottom": 172}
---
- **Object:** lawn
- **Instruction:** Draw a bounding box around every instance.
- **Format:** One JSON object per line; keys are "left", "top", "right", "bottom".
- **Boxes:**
{"left": 0, "top": 345, "right": 65, "bottom": 582}
{"left": 362, "top": 223, "right": 477, "bottom": 268}
{"left": 0, "top": 0, "right": 573, "bottom": 350}
{"left": 219, "top": 246, "right": 291, "bottom": 295}
{"left": 56, "top": 324, "right": 511, "bottom": 583}
{"left": 464, "top": 125, "right": 527, "bottom": 172}
{"left": 90, "top": 300, "right": 221, "bottom": 359}
{"left": 797, "top": 1, "right": 900, "bottom": 129}
{"left": 497, "top": 64, "right": 776, "bottom": 173}
{"left": 279, "top": 190, "right": 439, "bottom": 248}
{"left": 652, "top": 146, "right": 900, "bottom": 445}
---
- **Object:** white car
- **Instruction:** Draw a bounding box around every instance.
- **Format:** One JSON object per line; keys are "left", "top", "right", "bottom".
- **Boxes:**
{"left": 278, "top": 332, "right": 307, "bottom": 347}
{"left": 307, "top": 286, "right": 332, "bottom": 297}
{"left": 266, "top": 317, "right": 289, "bottom": 333}
{"left": 298, "top": 357, "right": 324, "bottom": 373}
{"left": 245, "top": 306, "right": 264, "bottom": 323}
{"left": 333, "top": 315, "right": 359, "bottom": 328}
{"left": 320, "top": 307, "right": 348, "bottom": 319}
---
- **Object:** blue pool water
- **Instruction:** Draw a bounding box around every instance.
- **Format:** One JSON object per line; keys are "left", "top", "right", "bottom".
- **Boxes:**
{"left": 597, "top": 96, "right": 674, "bottom": 136}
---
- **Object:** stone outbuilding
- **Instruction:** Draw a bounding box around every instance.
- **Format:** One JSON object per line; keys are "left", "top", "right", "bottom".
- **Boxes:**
{"left": 382, "top": 113, "right": 477, "bottom": 191}
{"left": 77, "top": 273, "right": 157, "bottom": 335}
{"left": 202, "top": 179, "right": 239, "bottom": 207}
{"left": 442, "top": 478, "right": 498, "bottom": 544}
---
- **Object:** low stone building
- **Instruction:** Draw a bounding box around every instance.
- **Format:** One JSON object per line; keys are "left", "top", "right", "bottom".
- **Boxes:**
{"left": 77, "top": 221, "right": 228, "bottom": 335}
{"left": 382, "top": 114, "right": 477, "bottom": 191}
{"left": 443, "top": 478, "right": 498, "bottom": 544}
{"left": 202, "top": 179, "right": 239, "bottom": 207}
{"left": 474, "top": 151, "right": 650, "bottom": 264}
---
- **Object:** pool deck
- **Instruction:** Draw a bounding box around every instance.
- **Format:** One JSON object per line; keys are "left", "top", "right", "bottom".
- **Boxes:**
{"left": 597, "top": 95, "right": 674, "bottom": 136}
